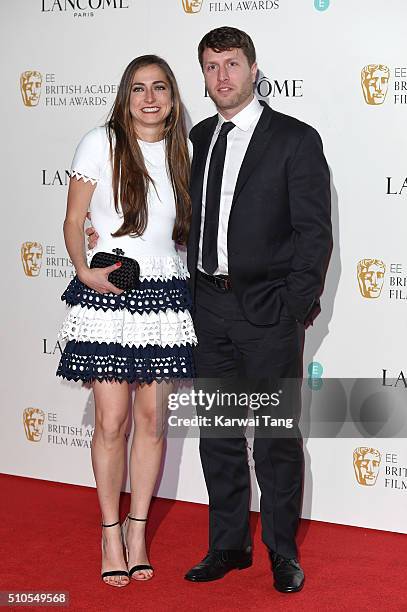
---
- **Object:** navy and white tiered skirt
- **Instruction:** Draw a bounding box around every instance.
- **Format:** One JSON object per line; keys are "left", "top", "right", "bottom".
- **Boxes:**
{"left": 56, "top": 255, "right": 197, "bottom": 384}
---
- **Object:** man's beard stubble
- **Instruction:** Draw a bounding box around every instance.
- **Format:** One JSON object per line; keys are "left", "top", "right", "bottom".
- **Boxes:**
{"left": 208, "top": 79, "right": 254, "bottom": 113}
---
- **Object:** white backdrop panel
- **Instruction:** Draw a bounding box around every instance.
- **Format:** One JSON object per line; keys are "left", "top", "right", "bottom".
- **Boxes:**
{"left": 1, "top": 0, "right": 406, "bottom": 533}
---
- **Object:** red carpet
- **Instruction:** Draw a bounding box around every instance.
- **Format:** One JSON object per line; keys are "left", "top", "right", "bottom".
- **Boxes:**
{"left": 1, "top": 474, "right": 406, "bottom": 611}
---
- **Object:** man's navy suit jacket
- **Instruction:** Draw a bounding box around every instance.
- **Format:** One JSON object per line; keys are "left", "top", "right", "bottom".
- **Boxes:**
{"left": 187, "top": 101, "right": 333, "bottom": 326}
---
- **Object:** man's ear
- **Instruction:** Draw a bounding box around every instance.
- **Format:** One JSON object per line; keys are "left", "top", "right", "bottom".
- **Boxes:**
{"left": 251, "top": 62, "right": 258, "bottom": 83}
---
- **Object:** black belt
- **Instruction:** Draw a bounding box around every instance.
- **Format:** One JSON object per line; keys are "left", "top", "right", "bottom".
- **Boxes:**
{"left": 198, "top": 270, "right": 232, "bottom": 291}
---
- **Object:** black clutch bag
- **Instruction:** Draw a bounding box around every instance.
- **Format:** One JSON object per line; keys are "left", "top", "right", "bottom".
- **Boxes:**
{"left": 90, "top": 250, "right": 140, "bottom": 291}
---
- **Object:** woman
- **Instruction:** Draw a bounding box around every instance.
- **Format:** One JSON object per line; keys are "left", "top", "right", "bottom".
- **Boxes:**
{"left": 56, "top": 55, "right": 196, "bottom": 587}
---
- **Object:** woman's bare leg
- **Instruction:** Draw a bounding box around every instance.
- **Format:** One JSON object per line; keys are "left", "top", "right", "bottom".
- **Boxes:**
{"left": 92, "top": 380, "right": 130, "bottom": 587}
{"left": 126, "top": 381, "right": 172, "bottom": 579}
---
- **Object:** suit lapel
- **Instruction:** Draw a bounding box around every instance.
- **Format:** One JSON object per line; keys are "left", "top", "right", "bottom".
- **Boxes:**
{"left": 232, "top": 103, "right": 276, "bottom": 205}
{"left": 190, "top": 116, "right": 217, "bottom": 234}
{"left": 188, "top": 115, "right": 218, "bottom": 260}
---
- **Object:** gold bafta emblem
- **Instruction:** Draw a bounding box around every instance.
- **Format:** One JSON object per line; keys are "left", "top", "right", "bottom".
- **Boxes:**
{"left": 357, "top": 259, "right": 385, "bottom": 299}
{"left": 361, "top": 64, "right": 390, "bottom": 105}
{"left": 182, "top": 0, "right": 203, "bottom": 13}
{"left": 353, "top": 447, "right": 381, "bottom": 486}
{"left": 20, "top": 71, "right": 43, "bottom": 107}
{"left": 21, "top": 241, "right": 43, "bottom": 277}
{"left": 23, "top": 407, "right": 45, "bottom": 442}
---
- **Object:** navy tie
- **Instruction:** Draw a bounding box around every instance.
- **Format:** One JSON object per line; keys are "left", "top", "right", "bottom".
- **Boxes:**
{"left": 202, "top": 121, "right": 235, "bottom": 275}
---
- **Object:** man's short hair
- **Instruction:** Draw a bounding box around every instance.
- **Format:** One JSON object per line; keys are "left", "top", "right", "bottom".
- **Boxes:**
{"left": 198, "top": 26, "right": 256, "bottom": 69}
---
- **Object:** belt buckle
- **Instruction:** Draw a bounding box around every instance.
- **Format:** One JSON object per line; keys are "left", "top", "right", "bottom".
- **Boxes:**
{"left": 215, "top": 275, "right": 231, "bottom": 291}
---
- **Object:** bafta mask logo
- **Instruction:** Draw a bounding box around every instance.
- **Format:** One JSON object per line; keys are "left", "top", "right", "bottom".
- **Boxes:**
{"left": 21, "top": 242, "right": 43, "bottom": 277}
{"left": 357, "top": 259, "right": 386, "bottom": 299}
{"left": 182, "top": 0, "right": 203, "bottom": 13}
{"left": 20, "top": 71, "right": 43, "bottom": 107}
{"left": 361, "top": 64, "right": 390, "bottom": 105}
{"left": 23, "top": 407, "right": 45, "bottom": 442}
{"left": 353, "top": 447, "right": 381, "bottom": 486}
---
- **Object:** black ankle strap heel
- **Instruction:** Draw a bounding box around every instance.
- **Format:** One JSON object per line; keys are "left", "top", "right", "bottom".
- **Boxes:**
{"left": 122, "top": 514, "right": 154, "bottom": 579}
{"left": 101, "top": 519, "right": 129, "bottom": 585}
{"left": 101, "top": 520, "right": 120, "bottom": 528}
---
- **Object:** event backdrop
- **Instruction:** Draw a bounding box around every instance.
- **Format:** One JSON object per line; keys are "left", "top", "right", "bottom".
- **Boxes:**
{"left": 1, "top": 0, "right": 406, "bottom": 534}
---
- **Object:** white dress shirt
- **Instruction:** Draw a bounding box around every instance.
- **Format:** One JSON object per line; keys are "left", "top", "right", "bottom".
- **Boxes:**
{"left": 198, "top": 96, "right": 264, "bottom": 275}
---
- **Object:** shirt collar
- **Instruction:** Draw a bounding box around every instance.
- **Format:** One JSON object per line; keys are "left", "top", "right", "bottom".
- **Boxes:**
{"left": 217, "top": 96, "right": 263, "bottom": 132}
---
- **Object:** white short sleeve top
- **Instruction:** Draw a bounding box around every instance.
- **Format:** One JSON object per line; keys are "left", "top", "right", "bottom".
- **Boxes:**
{"left": 70, "top": 127, "right": 182, "bottom": 274}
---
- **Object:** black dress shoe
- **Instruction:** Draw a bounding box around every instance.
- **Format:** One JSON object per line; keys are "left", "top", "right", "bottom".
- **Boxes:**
{"left": 184, "top": 549, "right": 252, "bottom": 582}
{"left": 269, "top": 551, "right": 305, "bottom": 593}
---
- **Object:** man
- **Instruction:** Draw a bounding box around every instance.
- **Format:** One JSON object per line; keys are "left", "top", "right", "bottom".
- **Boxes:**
{"left": 184, "top": 27, "right": 332, "bottom": 592}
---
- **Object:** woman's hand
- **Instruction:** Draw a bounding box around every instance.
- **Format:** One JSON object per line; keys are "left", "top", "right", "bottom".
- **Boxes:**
{"left": 78, "top": 263, "right": 123, "bottom": 295}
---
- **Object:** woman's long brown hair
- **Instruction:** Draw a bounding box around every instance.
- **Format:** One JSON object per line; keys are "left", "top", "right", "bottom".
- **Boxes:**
{"left": 106, "top": 55, "right": 191, "bottom": 244}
